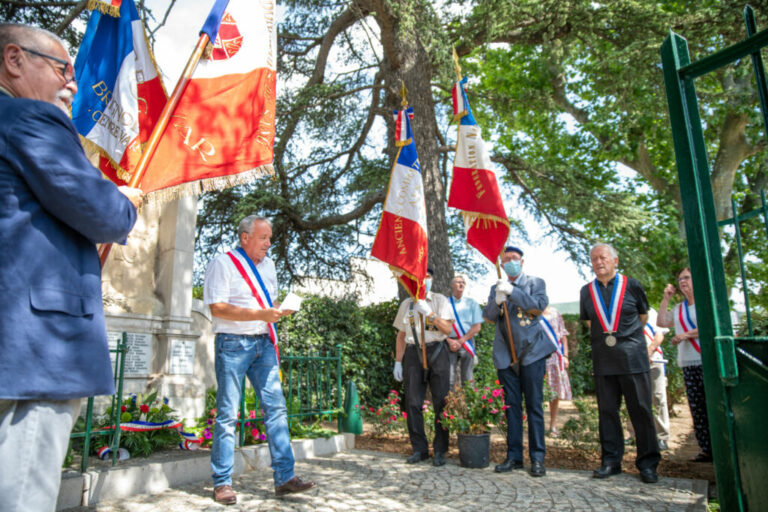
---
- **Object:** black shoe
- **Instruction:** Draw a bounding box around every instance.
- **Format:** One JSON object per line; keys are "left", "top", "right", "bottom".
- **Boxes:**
{"left": 640, "top": 468, "right": 659, "bottom": 484}
{"left": 494, "top": 459, "right": 523, "bottom": 473}
{"left": 406, "top": 452, "right": 430, "bottom": 464}
{"left": 530, "top": 460, "right": 546, "bottom": 477}
{"left": 433, "top": 452, "right": 446, "bottom": 466}
{"left": 593, "top": 465, "right": 622, "bottom": 478}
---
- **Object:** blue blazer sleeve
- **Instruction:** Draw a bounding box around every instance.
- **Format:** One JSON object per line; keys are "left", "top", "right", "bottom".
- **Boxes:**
{"left": 6, "top": 101, "right": 136, "bottom": 244}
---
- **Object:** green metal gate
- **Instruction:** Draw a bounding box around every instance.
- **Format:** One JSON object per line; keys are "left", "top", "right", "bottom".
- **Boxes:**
{"left": 661, "top": 6, "right": 768, "bottom": 511}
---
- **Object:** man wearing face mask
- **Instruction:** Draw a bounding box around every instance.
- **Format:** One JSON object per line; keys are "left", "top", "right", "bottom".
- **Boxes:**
{"left": 392, "top": 268, "right": 454, "bottom": 466}
{"left": 483, "top": 246, "right": 554, "bottom": 477}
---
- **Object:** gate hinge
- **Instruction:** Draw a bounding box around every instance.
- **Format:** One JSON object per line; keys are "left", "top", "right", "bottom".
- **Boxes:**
{"left": 715, "top": 335, "right": 739, "bottom": 386}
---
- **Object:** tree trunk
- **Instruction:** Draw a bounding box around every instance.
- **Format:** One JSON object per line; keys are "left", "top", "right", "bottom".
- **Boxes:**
{"left": 375, "top": 1, "right": 454, "bottom": 294}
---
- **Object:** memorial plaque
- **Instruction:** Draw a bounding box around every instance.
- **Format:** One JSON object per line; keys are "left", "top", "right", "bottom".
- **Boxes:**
{"left": 169, "top": 339, "right": 196, "bottom": 375}
{"left": 107, "top": 331, "right": 153, "bottom": 377}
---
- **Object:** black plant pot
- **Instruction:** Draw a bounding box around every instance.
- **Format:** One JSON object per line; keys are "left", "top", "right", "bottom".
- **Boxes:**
{"left": 457, "top": 432, "right": 490, "bottom": 468}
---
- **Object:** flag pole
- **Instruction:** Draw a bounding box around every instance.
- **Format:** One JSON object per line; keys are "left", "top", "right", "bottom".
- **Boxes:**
{"left": 97, "top": 33, "right": 213, "bottom": 266}
{"left": 496, "top": 259, "right": 519, "bottom": 374}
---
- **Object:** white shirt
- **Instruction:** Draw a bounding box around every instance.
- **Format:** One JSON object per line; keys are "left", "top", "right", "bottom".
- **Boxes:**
{"left": 673, "top": 301, "right": 701, "bottom": 368}
{"left": 393, "top": 292, "right": 454, "bottom": 344}
{"left": 203, "top": 250, "right": 278, "bottom": 335}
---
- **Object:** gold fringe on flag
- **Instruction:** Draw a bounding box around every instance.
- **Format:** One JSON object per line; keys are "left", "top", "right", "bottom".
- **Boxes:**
{"left": 87, "top": 0, "right": 121, "bottom": 17}
{"left": 460, "top": 211, "right": 510, "bottom": 232}
{"left": 142, "top": 165, "right": 275, "bottom": 204}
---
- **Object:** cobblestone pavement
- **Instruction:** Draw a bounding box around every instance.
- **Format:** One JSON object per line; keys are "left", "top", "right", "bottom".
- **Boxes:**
{"left": 67, "top": 450, "right": 707, "bottom": 511}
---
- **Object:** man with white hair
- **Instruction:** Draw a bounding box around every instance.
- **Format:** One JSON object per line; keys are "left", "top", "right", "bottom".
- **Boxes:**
{"left": 579, "top": 243, "right": 660, "bottom": 484}
{"left": 0, "top": 23, "right": 142, "bottom": 511}
{"left": 446, "top": 274, "right": 482, "bottom": 386}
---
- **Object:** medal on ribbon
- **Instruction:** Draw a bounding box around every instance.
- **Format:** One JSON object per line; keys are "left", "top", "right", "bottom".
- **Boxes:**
{"left": 588, "top": 274, "right": 627, "bottom": 347}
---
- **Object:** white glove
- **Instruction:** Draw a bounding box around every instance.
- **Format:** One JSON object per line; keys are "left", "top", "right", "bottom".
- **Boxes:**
{"left": 473, "top": 355, "right": 479, "bottom": 366}
{"left": 393, "top": 361, "right": 403, "bottom": 382}
{"left": 413, "top": 299, "right": 432, "bottom": 317}
{"left": 495, "top": 279, "right": 513, "bottom": 305}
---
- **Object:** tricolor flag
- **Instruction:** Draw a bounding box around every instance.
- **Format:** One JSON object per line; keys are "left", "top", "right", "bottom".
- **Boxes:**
{"left": 447, "top": 77, "right": 510, "bottom": 262}
{"left": 72, "top": 0, "right": 166, "bottom": 186}
{"left": 371, "top": 107, "right": 429, "bottom": 299}
{"left": 138, "top": 0, "right": 277, "bottom": 198}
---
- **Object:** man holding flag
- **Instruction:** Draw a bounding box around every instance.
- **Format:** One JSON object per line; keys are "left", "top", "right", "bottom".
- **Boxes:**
{"left": 446, "top": 274, "right": 482, "bottom": 387}
{"left": 483, "top": 246, "right": 553, "bottom": 477}
{"left": 203, "top": 215, "right": 315, "bottom": 504}
{"left": 0, "top": 23, "right": 141, "bottom": 511}
{"left": 392, "top": 267, "right": 455, "bottom": 466}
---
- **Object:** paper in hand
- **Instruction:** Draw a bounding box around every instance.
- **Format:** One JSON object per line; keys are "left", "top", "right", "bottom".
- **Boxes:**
{"left": 279, "top": 292, "right": 303, "bottom": 312}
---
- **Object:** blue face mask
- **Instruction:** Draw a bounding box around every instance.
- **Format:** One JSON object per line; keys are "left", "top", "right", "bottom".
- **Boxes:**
{"left": 503, "top": 260, "right": 522, "bottom": 277}
{"left": 425, "top": 278, "right": 433, "bottom": 293}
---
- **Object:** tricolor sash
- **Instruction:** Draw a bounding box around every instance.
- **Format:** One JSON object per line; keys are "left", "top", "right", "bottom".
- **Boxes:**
{"left": 588, "top": 274, "right": 627, "bottom": 334}
{"left": 226, "top": 249, "right": 280, "bottom": 362}
{"left": 643, "top": 323, "right": 663, "bottom": 356}
{"left": 677, "top": 301, "right": 701, "bottom": 354}
{"left": 540, "top": 316, "right": 565, "bottom": 370}
{"left": 449, "top": 296, "right": 476, "bottom": 357}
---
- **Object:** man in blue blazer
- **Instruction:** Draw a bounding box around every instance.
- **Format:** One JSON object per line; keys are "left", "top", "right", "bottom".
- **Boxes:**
{"left": 483, "top": 246, "right": 554, "bottom": 478}
{"left": 0, "top": 23, "right": 142, "bottom": 511}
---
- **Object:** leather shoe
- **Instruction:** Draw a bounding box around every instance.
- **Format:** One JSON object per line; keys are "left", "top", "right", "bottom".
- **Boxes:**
{"left": 406, "top": 451, "right": 430, "bottom": 464}
{"left": 275, "top": 476, "right": 317, "bottom": 496}
{"left": 530, "top": 460, "right": 546, "bottom": 477}
{"left": 593, "top": 465, "right": 622, "bottom": 478}
{"left": 213, "top": 485, "right": 237, "bottom": 505}
{"left": 640, "top": 468, "right": 659, "bottom": 484}
{"left": 433, "top": 452, "right": 446, "bottom": 466}
{"left": 494, "top": 459, "right": 523, "bottom": 473}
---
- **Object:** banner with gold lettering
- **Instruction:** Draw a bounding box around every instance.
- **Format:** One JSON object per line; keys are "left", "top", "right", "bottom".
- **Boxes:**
{"left": 371, "top": 107, "right": 429, "bottom": 299}
{"left": 137, "top": 0, "right": 276, "bottom": 200}
{"left": 447, "top": 77, "right": 509, "bottom": 262}
{"left": 72, "top": 0, "right": 167, "bottom": 187}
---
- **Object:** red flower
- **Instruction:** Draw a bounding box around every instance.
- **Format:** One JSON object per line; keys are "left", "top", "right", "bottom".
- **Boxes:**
{"left": 402, "top": 412, "right": 407, "bottom": 419}
{"left": 140, "top": 404, "right": 150, "bottom": 413}
{"left": 120, "top": 405, "right": 127, "bottom": 412}
{"left": 494, "top": 379, "right": 500, "bottom": 385}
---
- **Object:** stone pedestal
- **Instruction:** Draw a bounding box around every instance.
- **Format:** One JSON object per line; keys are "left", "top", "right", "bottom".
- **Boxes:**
{"left": 100, "top": 195, "right": 214, "bottom": 422}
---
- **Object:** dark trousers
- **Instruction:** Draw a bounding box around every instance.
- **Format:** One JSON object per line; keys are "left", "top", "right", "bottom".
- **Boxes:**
{"left": 683, "top": 365, "right": 711, "bottom": 455}
{"left": 403, "top": 342, "right": 451, "bottom": 455}
{"left": 594, "top": 372, "right": 661, "bottom": 471}
{"left": 497, "top": 356, "right": 547, "bottom": 463}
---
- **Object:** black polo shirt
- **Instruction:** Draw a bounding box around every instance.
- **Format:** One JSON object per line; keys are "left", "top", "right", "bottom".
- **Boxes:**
{"left": 579, "top": 274, "right": 649, "bottom": 376}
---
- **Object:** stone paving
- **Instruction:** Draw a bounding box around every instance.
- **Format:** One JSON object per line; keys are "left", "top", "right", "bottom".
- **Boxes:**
{"left": 66, "top": 450, "right": 708, "bottom": 511}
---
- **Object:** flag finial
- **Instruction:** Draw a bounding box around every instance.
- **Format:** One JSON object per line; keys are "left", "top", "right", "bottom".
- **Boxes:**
{"left": 399, "top": 80, "right": 409, "bottom": 107}
{"left": 452, "top": 46, "right": 462, "bottom": 81}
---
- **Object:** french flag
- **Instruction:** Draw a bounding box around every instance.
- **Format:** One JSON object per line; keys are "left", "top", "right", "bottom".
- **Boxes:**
{"left": 447, "top": 77, "right": 510, "bottom": 263}
{"left": 139, "top": 0, "right": 277, "bottom": 196}
{"left": 72, "top": 0, "right": 166, "bottom": 186}
{"left": 371, "top": 106, "right": 429, "bottom": 299}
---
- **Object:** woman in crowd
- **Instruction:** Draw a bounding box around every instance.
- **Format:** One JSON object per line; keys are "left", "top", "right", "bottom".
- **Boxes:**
{"left": 542, "top": 306, "right": 572, "bottom": 437}
{"left": 657, "top": 268, "right": 712, "bottom": 462}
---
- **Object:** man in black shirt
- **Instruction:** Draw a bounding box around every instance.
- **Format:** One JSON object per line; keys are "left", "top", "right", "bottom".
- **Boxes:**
{"left": 579, "top": 243, "right": 660, "bottom": 484}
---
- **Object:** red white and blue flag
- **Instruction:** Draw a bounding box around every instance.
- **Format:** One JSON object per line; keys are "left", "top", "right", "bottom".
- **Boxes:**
{"left": 139, "top": 0, "right": 277, "bottom": 198}
{"left": 371, "top": 106, "right": 428, "bottom": 299}
{"left": 447, "top": 77, "right": 510, "bottom": 262}
{"left": 72, "top": 0, "right": 167, "bottom": 186}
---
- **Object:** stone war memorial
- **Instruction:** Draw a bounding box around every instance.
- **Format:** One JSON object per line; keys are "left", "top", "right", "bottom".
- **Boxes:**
{"left": 3, "top": 1, "right": 768, "bottom": 511}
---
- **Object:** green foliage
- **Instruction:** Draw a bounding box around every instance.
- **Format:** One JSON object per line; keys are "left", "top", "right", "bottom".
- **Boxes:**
{"left": 560, "top": 398, "right": 601, "bottom": 453}
{"left": 279, "top": 295, "right": 400, "bottom": 406}
{"left": 441, "top": 380, "right": 506, "bottom": 434}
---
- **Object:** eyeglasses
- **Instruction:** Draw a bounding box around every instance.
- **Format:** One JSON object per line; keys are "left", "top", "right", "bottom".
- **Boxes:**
{"left": 20, "top": 46, "right": 75, "bottom": 83}
{"left": 677, "top": 275, "right": 692, "bottom": 282}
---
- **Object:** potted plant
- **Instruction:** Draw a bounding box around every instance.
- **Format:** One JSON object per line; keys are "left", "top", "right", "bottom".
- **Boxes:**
{"left": 440, "top": 381, "right": 506, "bottom": 468}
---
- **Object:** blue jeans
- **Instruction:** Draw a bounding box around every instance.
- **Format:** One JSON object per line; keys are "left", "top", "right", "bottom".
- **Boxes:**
{"left": 211, "top": 333, "right": 295, "bottom": 487}
{"left": 497, "top": 356, "right": 547, "bottom": 463}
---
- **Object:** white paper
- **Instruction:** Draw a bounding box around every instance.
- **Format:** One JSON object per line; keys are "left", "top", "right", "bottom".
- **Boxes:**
{"left": 279, "top": 292, "right": 303, "bottom": 312}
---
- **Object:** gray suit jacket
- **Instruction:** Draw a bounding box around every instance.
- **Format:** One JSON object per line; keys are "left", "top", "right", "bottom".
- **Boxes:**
{"left": 483, "top": 273, "right": 555, "bottom": 369}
